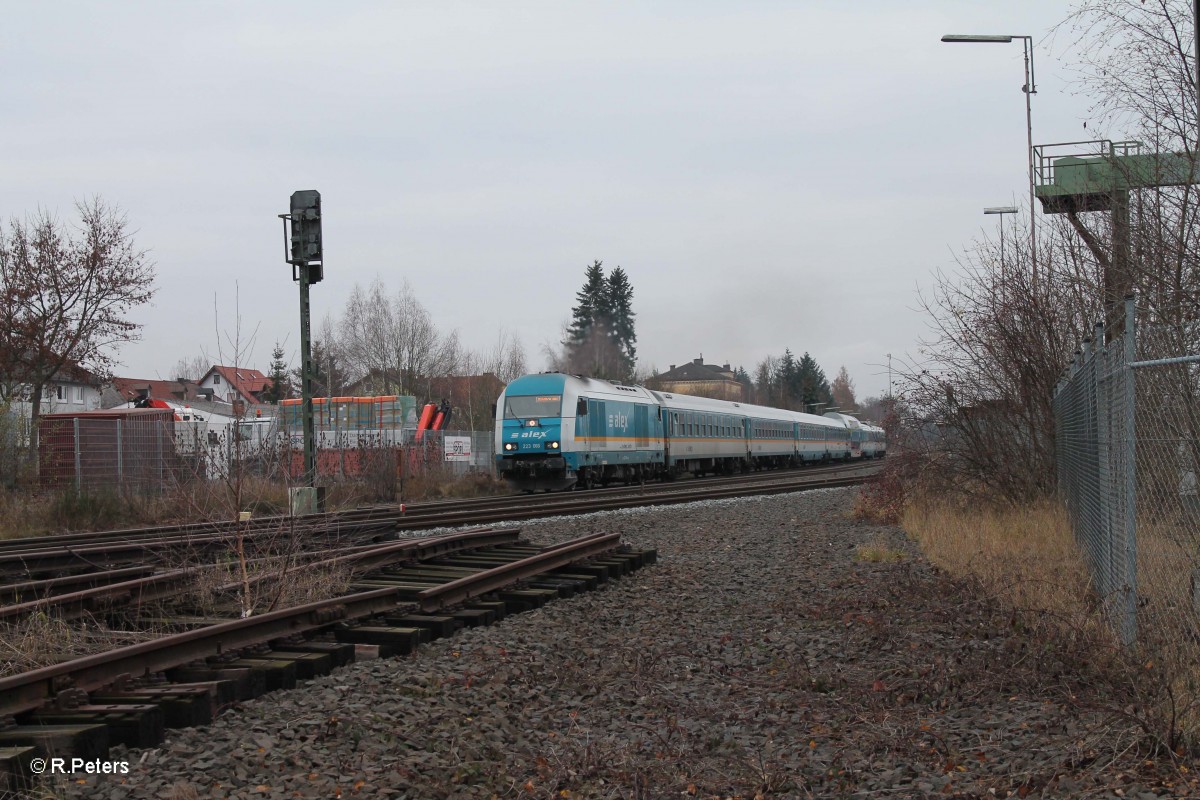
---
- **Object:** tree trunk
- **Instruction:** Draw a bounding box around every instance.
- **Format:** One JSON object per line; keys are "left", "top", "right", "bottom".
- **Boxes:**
{"left": 27, "top": 382, "right": 43, "bottom": 467}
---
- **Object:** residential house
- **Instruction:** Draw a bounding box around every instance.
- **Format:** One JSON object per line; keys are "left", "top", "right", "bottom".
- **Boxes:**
{"left": 41, "top": 364, "right": 104, "bottom": 413}
{"left": 4, "top": 362, "right": 104, "bottom": 415}
{"left": 1, "top": 363, "right": 104, "bottom": 454}
{"left": 645, "top": 358, "right": 743, "bottom": 401}
{"left": 198, "top": 365, "right": 271, "bottom": 406}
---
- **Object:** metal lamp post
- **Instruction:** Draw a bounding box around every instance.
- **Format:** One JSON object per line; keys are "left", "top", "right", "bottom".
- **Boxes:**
{"left": 942, "top": 34, "right": 1038, "bottom": 288}
{"left": 984, "top": 205, "right": 1018, "bottom": 272}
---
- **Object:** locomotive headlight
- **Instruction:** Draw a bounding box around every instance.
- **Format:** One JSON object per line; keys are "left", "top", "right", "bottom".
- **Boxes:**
{"left": 547, "top": 440, "right": 560, "bottom": 449}
{"left": 503, "top": 442, "right": 517, "bottom": 451}
{"left": 526, "top": 419, "right": 540, "bottom": 427}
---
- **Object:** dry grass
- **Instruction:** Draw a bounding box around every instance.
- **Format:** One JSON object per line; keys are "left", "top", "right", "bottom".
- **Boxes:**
{"left": 0, "top": 467, "right": 510, "bottom": 540}
{"left": 182, "top": 553, "right": 354, "bottom": 617}
{"left": 900, "top": 496, "right": 1200, "bottom": 749}
{"left": 400, "top": 468, "right": 512, "bottom": 502}
{"left": 902, "top": 497, "right": 1095, "bottom": 620}
{"left": 0, "top": 612, "right": 159, "bottom": 677}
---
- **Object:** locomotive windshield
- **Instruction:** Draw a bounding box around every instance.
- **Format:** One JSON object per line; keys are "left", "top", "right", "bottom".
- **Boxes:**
{"left": 504, "top": 394, "right": 562, "bottom": 419}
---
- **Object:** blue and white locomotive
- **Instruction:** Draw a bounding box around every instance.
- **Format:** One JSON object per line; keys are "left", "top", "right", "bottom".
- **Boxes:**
{"left": 494, "top": 372, "right": 885, "bottom": 491}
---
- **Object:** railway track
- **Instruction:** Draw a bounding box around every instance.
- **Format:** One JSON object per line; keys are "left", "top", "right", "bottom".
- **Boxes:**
{"left": 0, "top": 527, "right": 655, "bottom": 792}
{"left": 0, "top": 460, "right": 879, "bottom": 581}
{"left": 0, "top": 462, "right": 878, "bottom": 791}
{"left": 0, "top": 461, "right": 877, "bottom": 621}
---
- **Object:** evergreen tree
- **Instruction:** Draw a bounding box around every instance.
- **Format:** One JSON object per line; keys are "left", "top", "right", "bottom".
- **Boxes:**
{"left": 563, "top": 261, "right": 607, "bottom": 351}
{"left": 733, "top": 366, "right": 753, "bottom": 400}
{"left": 561, "top": 260, "right": 638, "bottom": 381}
{"left": 777, "top": 349, "right": 799, "bottom": 410}
{"left": 263, "top": 342, "right": 292, "bottom": 404}
{"left": 605, "top": 266, "right": 637, "bottom": 376}
{"left": 796, "top": 352, "right": 833, "bottom": 412}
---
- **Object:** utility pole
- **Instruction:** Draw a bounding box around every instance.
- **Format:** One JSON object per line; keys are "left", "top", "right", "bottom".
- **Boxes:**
{"left": 281, "top": 190, "right": 324, "bottom": 512}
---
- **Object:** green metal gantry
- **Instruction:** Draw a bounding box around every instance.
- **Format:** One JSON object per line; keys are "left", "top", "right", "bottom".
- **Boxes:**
{"left": 1034, "top": 140, "right": 1200, "bottom": 339}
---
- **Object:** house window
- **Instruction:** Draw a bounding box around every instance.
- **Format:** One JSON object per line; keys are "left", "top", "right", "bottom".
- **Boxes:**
{"left": 213, "top": 374, "right": 221, "bottom": 385}
{"left": 55, "top": 385, "right": 64, "bottom": 400}
{"left": 74, "top": 386, "right": 84, "bottom": 403}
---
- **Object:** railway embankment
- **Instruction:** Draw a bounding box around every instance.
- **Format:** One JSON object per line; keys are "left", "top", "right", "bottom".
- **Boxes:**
{"left": 54, "top": 488, "right": 1192, "bottom": 799}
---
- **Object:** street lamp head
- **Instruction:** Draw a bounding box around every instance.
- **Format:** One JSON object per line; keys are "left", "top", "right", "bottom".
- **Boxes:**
{"left": 942, "top": 34, "right": 1015, "bottom": 43}
{"left": 984, "top": 206, "right": 1019, "bottom": 215}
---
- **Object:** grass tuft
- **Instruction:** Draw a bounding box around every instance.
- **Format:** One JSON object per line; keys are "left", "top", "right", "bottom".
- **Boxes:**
{"left": 855, "top": 538, "right": 907, "bottom": 563}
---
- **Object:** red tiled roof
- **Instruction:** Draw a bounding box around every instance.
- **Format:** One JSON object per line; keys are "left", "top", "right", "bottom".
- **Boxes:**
{"left": 205, "top": 365, "right": 271, "bottom": 404}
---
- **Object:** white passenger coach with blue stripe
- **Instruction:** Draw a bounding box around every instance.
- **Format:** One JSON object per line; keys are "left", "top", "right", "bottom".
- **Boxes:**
{"left": 494, "top": 373, "right": 885, "bottom": 491}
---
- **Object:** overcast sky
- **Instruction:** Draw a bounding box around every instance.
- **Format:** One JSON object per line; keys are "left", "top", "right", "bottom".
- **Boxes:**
{"left": 2, "top": 1, "right": 1103, "bottom": 400}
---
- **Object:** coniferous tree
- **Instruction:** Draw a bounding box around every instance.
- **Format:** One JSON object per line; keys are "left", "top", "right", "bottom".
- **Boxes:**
{"left": 777, "top": 349, "right": 799, "bottom": 410}
{"left": 733, "top": 366, "right": 754, "bottom": 401}
{"left": 263, "top": 342, "right": 292, "bottom": 404}
{"left": 561, "top": 260, "right": 638, "bottom": 381}
{"left": 796, "top": 352, "right": 833, "bottom": 412}
{"left": 564, "top": 261, "right": 607, "bottom": 352}
{"left": 605, "top": 266, "right": 637, "bottom": 376}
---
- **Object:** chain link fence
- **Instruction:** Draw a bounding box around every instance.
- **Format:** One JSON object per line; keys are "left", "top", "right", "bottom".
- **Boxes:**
{"left": 1054, "top": 298, "right": 1200, "bottom": 666}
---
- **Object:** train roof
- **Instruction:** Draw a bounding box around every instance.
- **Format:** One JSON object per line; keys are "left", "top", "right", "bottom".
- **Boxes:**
{"left": 650, "top": 389, "right": 843, "bottom": 427}
{"left": 502, "top": 373, "right": 659, "bottom": 403}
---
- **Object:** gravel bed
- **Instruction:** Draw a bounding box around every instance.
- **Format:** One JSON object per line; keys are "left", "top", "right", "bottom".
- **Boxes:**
{"left": 51, "top": 487, "right": 1193, "bottom": 799}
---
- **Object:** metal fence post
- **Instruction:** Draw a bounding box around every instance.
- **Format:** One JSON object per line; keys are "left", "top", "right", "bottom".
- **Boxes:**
{"left": 116, "top": 418, "right": 123, "bottom": 491}
{"left": 1093, "top": 323, "right": 1113, "bottom": 603}
{"left": 157, "top": 418, "right": 163, "bottom": 490}
{"left": 73, "top": 417, "right": 81, "bottom": 492}
{"left": 1120, "top": 296, "right": 1138, "bottom": 646}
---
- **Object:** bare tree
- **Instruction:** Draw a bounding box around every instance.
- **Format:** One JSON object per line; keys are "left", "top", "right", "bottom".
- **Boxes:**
{"left": 830, "top": 366, "right": 857, "bottom": 411}
{"left": 895, "top": 213, "right": 1101, "bottom": 500}
{"left": 753, "top": 355, "right": 780, "bottom": 407}
{"left": 339, "top": 278, "right": 459, "bottom": 396}
{"left": 0, "top": 198, "right": 155, "bottom": 453}
{"left": 172, "top": 354, "right": 210, "bottom": 382}
{"left": 486, "top": 328, "right": 527, "bottom": 384}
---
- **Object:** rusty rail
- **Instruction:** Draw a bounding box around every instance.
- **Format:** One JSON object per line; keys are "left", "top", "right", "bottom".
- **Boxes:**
{"left": 0, "top": 530, "right": 623, "bottom": 718}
